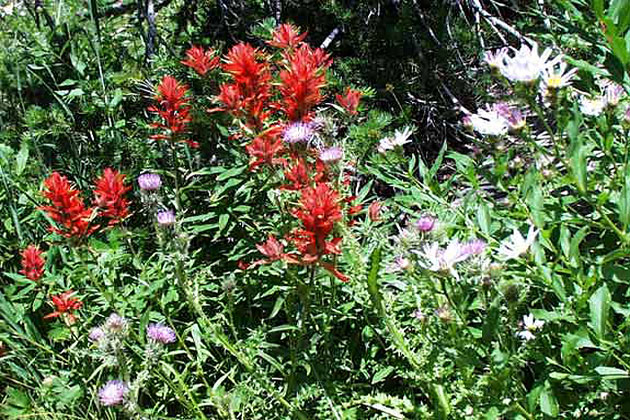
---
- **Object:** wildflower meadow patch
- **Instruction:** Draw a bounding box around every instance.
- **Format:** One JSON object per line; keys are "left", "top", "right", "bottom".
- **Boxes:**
{"left": 3, "top": 1, "right": 630, "bottom": 419}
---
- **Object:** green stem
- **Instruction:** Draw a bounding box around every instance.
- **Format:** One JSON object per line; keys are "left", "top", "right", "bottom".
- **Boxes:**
{"left": 170, "top": 142, "right": 182, "bottom": 212}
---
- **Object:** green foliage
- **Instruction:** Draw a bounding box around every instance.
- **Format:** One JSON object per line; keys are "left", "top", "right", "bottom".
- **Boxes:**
{"left": 4, "top": 0, "right": 630, "bottom": 419}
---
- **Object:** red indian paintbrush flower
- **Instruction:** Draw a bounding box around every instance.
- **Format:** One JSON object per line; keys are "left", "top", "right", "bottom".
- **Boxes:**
{"left": 215, "top": 83, "right": 243, "bottom": 115}
{"left": 251, "top": 235, "right": 299, "bottom": 267}
{"left": 181, "top": 46, "right": 220, "bottom": 76}
{"left": 282, "top": 158, "right": 310, "bottom": 191}
{"left": 219, "top": 43, "right": 272, "bottom": 128}
{"left": 336, "top": 88, "right": 361, "bottom": 115}
{"left": 20, "top": 245, "right": 45, "bottom": 281}
{"left": 93, "top": 168, "right": 131, "bottom": 225}
{"left": 148, "top": 75, "right": 195, "bottom": 147}
{"left": 293, "top": 182, "right": 342, "bottom": 241}
{"left": 288, "top": 182, "right": 348, "bottom": 281}
{"left": 277, "top": 44, "right": 330, "bottom": 121}
{"left": 268, "top": 23, "right": 307, "bottom": 49}
{"left": 222, "top": 43, "right": 270, "bottom": 92}
{"left": 245, "top": 132, "right": 286, "bottom": 171}
{"left": 44, "top": 290, "right": 82, "bottom": 324}
{"left": 40, "top": 172, "right": 97, "bottom": 238}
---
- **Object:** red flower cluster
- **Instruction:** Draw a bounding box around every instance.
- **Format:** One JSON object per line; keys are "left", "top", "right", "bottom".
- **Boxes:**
{"left": 245, "top": 131, "right": 286, "bottom": 171}
{"left": 40, "top": 172, "right": 97, "bottom": 238}
{"left": 189, "top": 23, "right": 363, "bottom": 281}
{"left": 267, "top": 23, "right": 307, "bottom": 49}
{"left": 291, "top": 183, "right": 342, "bottom": 252}
{"left": 251, "top": 182, "right": 348, "bottom": 281}
{"left": 181, "top": 46, "right": 220, "bottom": 76}
{"left": 217, "top": 43, "right": 272, "bottom": 129}
{"left": 20, "top": 245, "right": 45, "bottom": 281}
{"left": 336, "top": 88, "right": 362, "bottom": 115}
{"left": 282, "top": 156, "right": 326, "bottom": 191}
{"left": 93, "top": 168, "right": 131, "bottom": 225}
{"left": 44, "top": 291, "right": 82, "bottom": 324}
{"left": 41, "top": 170, "right": 131, "bottom": 237}
{"left": 148, "top": 75, "right": 197, "bottom": 147}
{"left": 277, "top": 43, "right": 331, "bottom": 121}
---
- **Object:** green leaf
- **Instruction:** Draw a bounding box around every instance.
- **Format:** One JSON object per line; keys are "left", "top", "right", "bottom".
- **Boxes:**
{"left": 218, "top": 214, "right": 229, "bottom": 232}
{"left": 589, "top": 284, "right": 611, "bottom": 339}
{"left": 366, "top": 248, "right": 383, "bottom": 314}
{"left": 371, "top": 366, "right": 394, "bottom": 384}
{"left": 429, "top": 141, "right": 447, "bottom": 180}
{"left": 216, "top": 165, "right": 247, "bottom": 181}
{"left": 593, "top": 0, "right": 604, "bottom": 19}
{"left": 15, "top": 143, "right": 28, "bottom": 176}
{"left": 269, "top": 295, "right": 284, "bottom": 319}
{"left": 539, "top": 386, "right": 559, "bottom": 417}
{"left": 482, "top": 299, "right": 500, "bottom": 341}
{"left": 432, "top": 384, "right": 451, "bottom": 419}
{"left": 570, "top": 137, "right": 588, "bottom": 193}
{"left": 477, "top": 201, "right": 491, "bottom": 235}
{"left": 619, "top": 166, "right": 630, "bottom": 228}
{"left": 610, "top": 0, "right": 630, "bottom": 32}
{"left": 595, "top": 366, "right": 630, "bottom": 379}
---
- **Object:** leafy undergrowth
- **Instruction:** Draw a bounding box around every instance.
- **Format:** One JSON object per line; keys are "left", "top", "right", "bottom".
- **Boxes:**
{"left": 3, "top": 2, "right": 630, "bottom": 419}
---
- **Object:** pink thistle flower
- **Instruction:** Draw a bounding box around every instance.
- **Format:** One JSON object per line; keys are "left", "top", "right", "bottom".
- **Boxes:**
{"left": 157, "top": 210, "right": 176, "bottom": 227}
{"left": 282, "top": 122, "right": 314, "bottom": 144}
{"left": 415, "top": 216, "right": 436, "bottom": 232}
{"left": 147, "top": 323, "right": 176, "bottom": 344}
{"left": 89, "top": 327, "right": 105, "bottom": 342}
{"left": 319, "top": 146, "right": 343, "bottom": 163}
{"left": 461, "top": 239, "right": 487, "bottom": 256}
{"left": 104, "top": 313, "right": 128, "bottom": 334}
{"left": 98, "top": 380, "right": 128, "bottom": 406}
{"left": 137, "top": 173, "right": 162, "bottom": 191}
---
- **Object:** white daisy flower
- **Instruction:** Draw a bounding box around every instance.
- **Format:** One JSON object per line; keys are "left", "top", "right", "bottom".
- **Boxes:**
{"left": 540, "top": 62, "right": 578, "bottom": 91}
{"left": 499, "top": 42, "right": 561, "bottom": 84}
{"left": 377, "top": 126, "right": 413, "bottom": 153}
{"left": 579, "top": 96, "right": 605, "bottom": 116}
{"left": 517, "top": 313, "right": 544, "bottom": 341}
{"left": 469, "top": 107, "right": 509, "bottom": 136}
{"left": 484, "top": 47, "right": 508, "bottom": 70}
{"left": 498, "top": 224, "right": 538, "bottom": 260}
{"left": 418, "top": 240, "right": 471, "bottom": 277}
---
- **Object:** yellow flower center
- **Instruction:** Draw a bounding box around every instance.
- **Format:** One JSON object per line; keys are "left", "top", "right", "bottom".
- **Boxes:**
{"left": 546, "top": 75, "right": 562, "bottom": 89}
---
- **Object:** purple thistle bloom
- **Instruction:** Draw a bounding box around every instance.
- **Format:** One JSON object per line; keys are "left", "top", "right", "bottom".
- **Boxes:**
{"left": 462, "top": 239, "right": 487, "bottom": 256}
{"left": 415, "top": 216, "right": 436, "bottom": 233}
{"left": 147, "top": 323, "right": 176, "bottom": 344}
{"left": 98, "top": 380, "right": 128, "bottom": 407}
{"left": 319, "top": 146, "right": 343, "bottom": 163}
{"left": 104, "top": 313, "right": 128, "bottom": 334}
{"left": 89, "top": 327, "right": 105, "bottom": 342}
{"left": 282, "top": 122, "right": 314, "bottom": 144}
{"left": 137, "top": 173, "right": 162, "bottom": 191}
{"left": 625, "top": 107, "right": 630, "bottom": 123}
{"left": 157, "top": 210, "right": 176, "bottom": 227}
